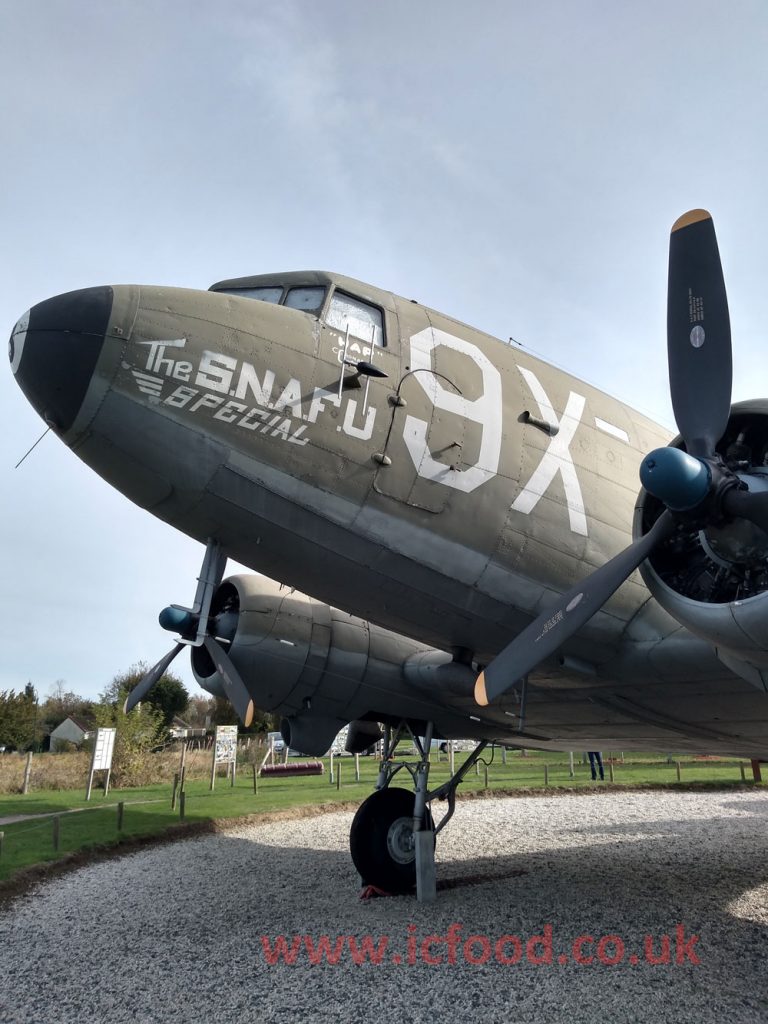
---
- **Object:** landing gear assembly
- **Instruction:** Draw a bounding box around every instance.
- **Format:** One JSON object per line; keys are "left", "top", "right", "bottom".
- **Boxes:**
{"left": 349, "top": 721, "right": 489, "bottom": 902}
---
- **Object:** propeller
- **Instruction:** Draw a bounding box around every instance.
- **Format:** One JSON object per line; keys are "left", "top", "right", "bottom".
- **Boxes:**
{"left": 476, "top": 209, "right": 767, "bottom": 707}
{"left": 123, "top": 540, "right": 255, "bottom": 727}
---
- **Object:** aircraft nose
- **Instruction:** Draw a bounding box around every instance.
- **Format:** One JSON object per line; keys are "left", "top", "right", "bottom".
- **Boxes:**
{"left": 9, "top": 286, "right": 113, "bottom": 433}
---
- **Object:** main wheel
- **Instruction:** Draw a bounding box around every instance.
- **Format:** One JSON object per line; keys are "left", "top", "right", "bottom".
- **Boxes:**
{"left": 350, "top": 787, "right": 434, "bottom": 894}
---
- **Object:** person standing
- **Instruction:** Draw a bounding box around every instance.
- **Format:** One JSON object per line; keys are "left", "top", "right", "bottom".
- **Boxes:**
{"left": 588, "top": 751, "right": 604, "bottom": 781}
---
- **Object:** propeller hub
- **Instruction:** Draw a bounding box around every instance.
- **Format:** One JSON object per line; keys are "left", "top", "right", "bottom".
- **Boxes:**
{"left": 640, "top": 447, "right": 711, "bottom": 511}
{"left": 159, "top": 606, "right": 197, "bottom": 634}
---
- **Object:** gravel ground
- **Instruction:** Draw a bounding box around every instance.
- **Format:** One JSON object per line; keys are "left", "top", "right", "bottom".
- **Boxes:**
{"left": 1, "top": 789, "right": 768, "bottom": 1023}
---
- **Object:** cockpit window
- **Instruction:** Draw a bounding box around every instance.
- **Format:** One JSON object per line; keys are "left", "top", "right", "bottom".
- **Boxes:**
{"left": 326, "top": 291, "right": 384, "bottom": 347}
{"left": 284, "top": 286, "right": 326, "bottom": 314}
{"left": 221, "top": 286, "right": 283, "bottom": 303}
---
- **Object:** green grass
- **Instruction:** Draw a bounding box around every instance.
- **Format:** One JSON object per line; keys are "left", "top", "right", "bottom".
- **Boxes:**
{"left": 0, "top": 751, "right": 760, "bottom": 883}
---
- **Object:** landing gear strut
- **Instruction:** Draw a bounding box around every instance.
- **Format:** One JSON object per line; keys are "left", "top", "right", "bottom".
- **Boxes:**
{"left": 349, "top": 721, "right": 488, "bottom": 901}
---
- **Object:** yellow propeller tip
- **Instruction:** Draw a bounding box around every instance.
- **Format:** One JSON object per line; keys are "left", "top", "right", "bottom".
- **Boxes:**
{"left": 671, "top": 209, "right": 711, "bottom": 233}
{"left": 244, "top": 701, "right": 255, "bottom": 729}
{"left": 475, "top": 671, "right": 489, "bottom": 707}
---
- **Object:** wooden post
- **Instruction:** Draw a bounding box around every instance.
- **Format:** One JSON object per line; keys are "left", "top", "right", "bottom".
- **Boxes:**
{"left": 329, "top": 749, "right": 334, "bottom": 785}
{"left": 483, "top": 764, "right": 489, "bottom": 790}
{"left": 740, "top": 763, "right": 747, "bottom": 782}
{"left": 179, "top": 792, "right": 186, "bottom": 821}
{"left": 675, "top": 761, "right": 681, "bottom": 782}
{"left": 117, "top": 801, "right": 124, "bottom": 831}
{"left": 0, "top": 831, "right": 4, "bottom": 858}
{"left": 336, "top": 764, "right": 341, "bottom": 791}
{"left": 22, "top": 751, "right": 33, "bottom": 795}
{"left": 751, "top": 759, "right": 763, "bottom": 782}
{"left": 449, "top": 741, "right": 455, "bottom": 776}
{"left": 103, "top": 767, "right": 111, "bottom": 798}
{"left": 52, "top": 815, "right": 61, "bottom": 852}
{"left": 544, "top": 764, "right": 549, "bottom": 786}
{"left": 609, "top": 763, "right": 615, "bottom": 783}
{"left": 231, "top": 756, "right": 236, "bottom": 787}
{"left": 179, "top": 739, "right": 187, "bottom": 779}
{"left": 171, "top": 773, "right": 179, "bottom": 810}
{"left": 209, "top": 744, "right": 217, "bottom": 791}
{"left": 569, "top": 751, "right": 574, "bottom": 778}
{"left": 180, "top": 766, "right": 186, "bottom": 794}
{"left": 355, "top": 753, "right": 360, "bottom": 782}
{"left": 502, "top": 746, "right": 507, "bottom": 765}
{"left": 253, "top": 763, "right": 258, "bottom": 794}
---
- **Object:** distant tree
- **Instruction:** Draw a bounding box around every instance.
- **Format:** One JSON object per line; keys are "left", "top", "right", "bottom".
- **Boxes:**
{"left": 0, "top": 687, "right": 38, "bottom": 750}
{"left": 143, "top": 675, "right": 189, "bottom": 728}
{"left": 100, "top": 663, "right": 188, "bottom": 727}
{"left": 210, "top": 695, "right": 237, "bottom": 727}
{"left": 185, "top": 695, "right": 214, "bottom": 729}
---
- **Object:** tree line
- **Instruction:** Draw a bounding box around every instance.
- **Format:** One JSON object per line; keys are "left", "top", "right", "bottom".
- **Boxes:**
{"left": 0, "top": 664, "right": 277, "bottom": 752}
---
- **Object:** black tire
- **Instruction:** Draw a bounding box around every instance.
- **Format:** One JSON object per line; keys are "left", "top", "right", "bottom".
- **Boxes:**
{"left": 350, "top": 787, "right": 434, "bottom": 894}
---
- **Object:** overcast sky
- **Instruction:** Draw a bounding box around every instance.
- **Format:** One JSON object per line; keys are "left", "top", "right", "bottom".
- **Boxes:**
{"left": 2, "top": 0, "right": 768, "bottom": 702}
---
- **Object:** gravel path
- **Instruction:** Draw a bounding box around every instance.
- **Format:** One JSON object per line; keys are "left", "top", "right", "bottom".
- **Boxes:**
{"left": 1, "top": 789, "right": 767, "bottom": 1023}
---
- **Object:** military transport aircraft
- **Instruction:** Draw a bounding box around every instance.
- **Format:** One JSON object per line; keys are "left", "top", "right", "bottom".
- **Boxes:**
{"left": 10, "top": 210, "right": 768, "bottom": 900}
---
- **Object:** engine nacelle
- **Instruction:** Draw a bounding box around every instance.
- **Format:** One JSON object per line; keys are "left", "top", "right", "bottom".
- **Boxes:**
{"left": 279, "top": 715, "right": 344, "bottom": 758}
{"left": 635, "top": 399, "right": 768, "bottom": 673}
{"left": 191, "top": 574, "right": 472, "bottom": 753}
{"left": 345, "top": 720, "right": 384, "bottom": 754}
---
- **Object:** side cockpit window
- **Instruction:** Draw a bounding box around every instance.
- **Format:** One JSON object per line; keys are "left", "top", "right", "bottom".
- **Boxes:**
{"left": 326, "top": 291, "right": 384, "bottom": 348}
{"left": 219, "top": 286, "right": 283, "bottom": 303}
{"left": 284, "top": 286, "right": 326, "bottom": 314}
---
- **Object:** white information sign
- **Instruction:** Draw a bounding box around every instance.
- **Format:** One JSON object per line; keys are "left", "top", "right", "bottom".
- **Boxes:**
{"left": 86, "top": 727, "right": 117, "bottom": 799}
{"left": 92, "top": 728, "right": 116, "bottom": 770}
{"left": 214, "top": 725, "right": 238, "bottom": 764}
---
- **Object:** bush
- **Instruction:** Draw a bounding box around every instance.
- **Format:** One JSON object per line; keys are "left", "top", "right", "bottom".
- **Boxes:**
{"left": 92, "top": 701, "right": 166, "bottom": 789}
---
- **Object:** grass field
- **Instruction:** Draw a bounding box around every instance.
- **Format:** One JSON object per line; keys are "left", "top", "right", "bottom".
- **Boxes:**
{"left": 0, "top": 749, "right": 761, "bottom": 884}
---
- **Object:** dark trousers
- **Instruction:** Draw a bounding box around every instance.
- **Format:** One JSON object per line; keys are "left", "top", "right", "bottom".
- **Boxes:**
{"left": 588, "top": 751, "right": 604, "bottom": 780}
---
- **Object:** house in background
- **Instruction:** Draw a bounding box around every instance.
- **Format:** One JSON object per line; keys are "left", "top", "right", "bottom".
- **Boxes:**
{"left": 48, "top": 716, "right": 95, "bottom": 752}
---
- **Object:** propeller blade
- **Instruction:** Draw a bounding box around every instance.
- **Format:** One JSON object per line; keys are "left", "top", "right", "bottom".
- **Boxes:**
{"left": 203, "top": 636, "right": 255, "bottom": 728}
{"left": 123, "top": 643, "right": 184, "bottom": 713}
{"left": 475, "top": 511, "right": 675, "bottom": 706}
{"left": 667, "top": 209, "right": 731, "bottom": 459}
{"left": 723, "top": 486, "right": 768, "bottom": 536}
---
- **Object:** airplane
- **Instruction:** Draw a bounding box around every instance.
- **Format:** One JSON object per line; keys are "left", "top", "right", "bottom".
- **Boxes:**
{"left": 10, "top": 209, "right": 768, "bottom": 900}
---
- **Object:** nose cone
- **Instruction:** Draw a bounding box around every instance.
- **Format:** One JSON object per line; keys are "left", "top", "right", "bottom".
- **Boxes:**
{"left": 9, "top": 286, "right": 113, "bottom": 433}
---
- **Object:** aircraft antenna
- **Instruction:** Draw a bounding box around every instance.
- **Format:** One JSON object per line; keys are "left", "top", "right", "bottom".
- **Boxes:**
{"left": 14, "top": 427, "right": 51, "bottom": 469}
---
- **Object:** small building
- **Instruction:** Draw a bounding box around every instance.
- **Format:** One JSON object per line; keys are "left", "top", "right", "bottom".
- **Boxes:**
{"left": 49, "top": 715, "right": 95, "bottom": 752}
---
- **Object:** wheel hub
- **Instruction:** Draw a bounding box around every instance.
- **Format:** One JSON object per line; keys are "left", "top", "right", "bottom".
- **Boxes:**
{"left": 386, "top": 815, "right": 415, "bottom": 864}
